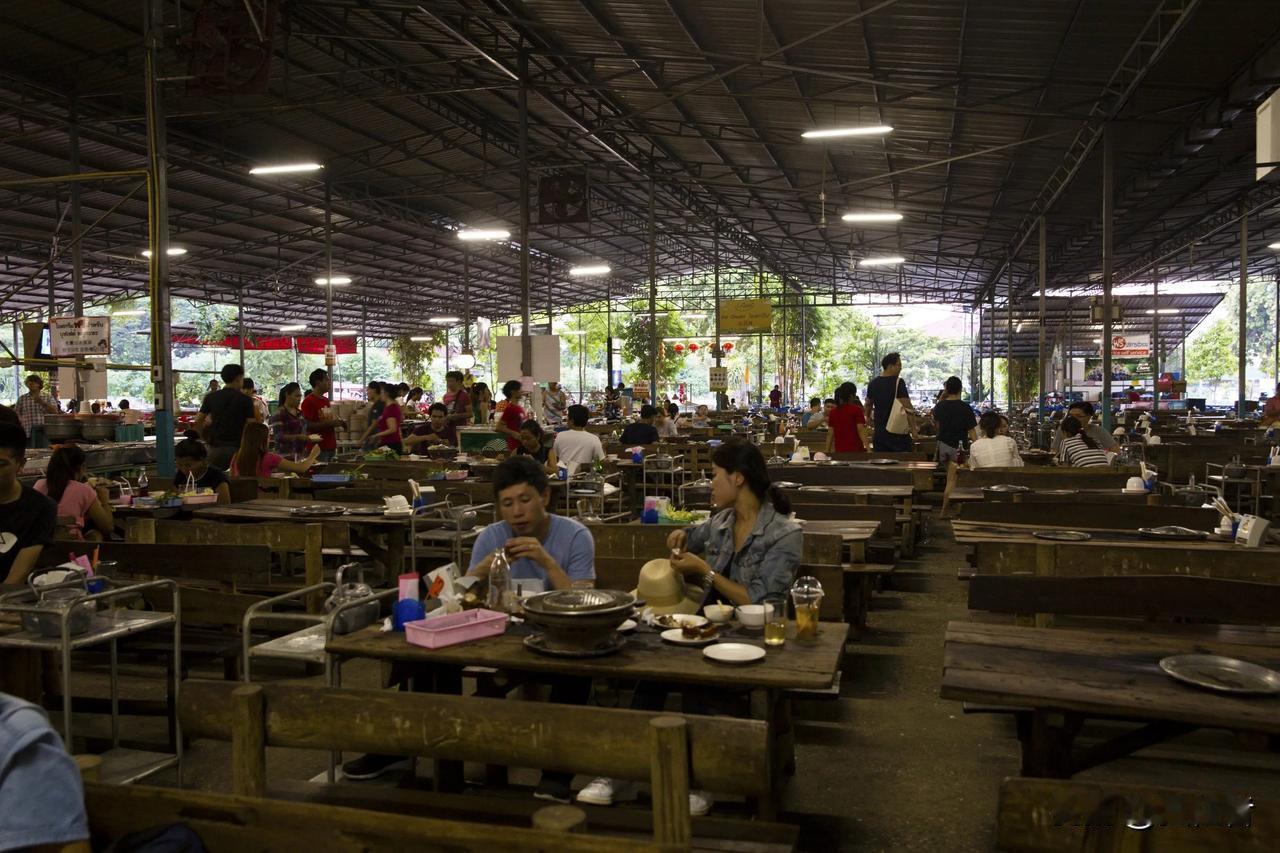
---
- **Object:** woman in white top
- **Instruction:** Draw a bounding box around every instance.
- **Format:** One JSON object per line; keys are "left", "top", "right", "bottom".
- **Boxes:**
{"left": 967, "top": 412, "right": 1024, "bottom": 469}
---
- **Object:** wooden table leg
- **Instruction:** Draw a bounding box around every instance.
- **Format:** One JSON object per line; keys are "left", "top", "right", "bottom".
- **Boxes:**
{"left": 431, "top": 665, "right": 466, "bottom": 792}
{"left": 748, "top": 688, "right": 787, "bottom": 820}
{"left": 1018, "top": 710, "right": 1082, "bottom": 778}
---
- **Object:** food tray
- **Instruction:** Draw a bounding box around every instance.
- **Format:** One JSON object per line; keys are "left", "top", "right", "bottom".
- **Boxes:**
{"left": 180, "top": 493, "right": 219, "bottom": 506}
{"left": 310, "top": 473, "right": 354, "bottom": 484}
{"left": 405, "top": 608, "right": 508, "bottom": 649}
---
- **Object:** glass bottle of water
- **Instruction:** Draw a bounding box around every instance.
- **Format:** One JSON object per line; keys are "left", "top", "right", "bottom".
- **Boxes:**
{"left": 487, "top": 548, "right": 511, "bottom": 612}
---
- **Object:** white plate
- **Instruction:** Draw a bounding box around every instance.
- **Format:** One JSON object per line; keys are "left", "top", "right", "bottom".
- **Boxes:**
{"left": 660, "top": 628, "right": 719, "bottom": 646}
{"left": 651, "top": 613, "right": 708, "bottom": 630}
{"left": 703, "top": 643, "right": 766, "bottom": 664}
{"left": 617, "top": 619, "right": 637, "bottom": 633}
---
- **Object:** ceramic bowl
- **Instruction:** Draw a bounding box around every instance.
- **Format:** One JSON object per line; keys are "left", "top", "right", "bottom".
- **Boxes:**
{"left": 735, "top": 604, "right": 767, "bottom": 627}
{"left": 703, "top": 604, "right": 734, "bottom": 623}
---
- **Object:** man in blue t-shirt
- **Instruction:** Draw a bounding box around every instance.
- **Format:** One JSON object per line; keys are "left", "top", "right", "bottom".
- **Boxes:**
{"left": 865, "top": 351, "right": 918, "bottom": 453}
{"left": 0, "top": 692, "right": 90, "bottom": 852}
{"left": 467, "top": 456, "right": 594, "bottom": 593}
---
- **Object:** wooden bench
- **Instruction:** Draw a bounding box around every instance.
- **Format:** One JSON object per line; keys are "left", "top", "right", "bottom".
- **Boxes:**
{"left": 784, "top": 490, "right": 908, "bottom": 560}
{"left": 179, "top": 680, "right": 792, "bottom": 849}
{"left": 955, "top": 501, "right": 1218, "bottom": 531}
{"left": 996, "top": 777, "right": 1274, "bottom": 851}
{"left": 942, "top": 464, "right": 1139, "bottom": 514}
{"left": 82, "top": 782, "right": 665, "bottom": 852}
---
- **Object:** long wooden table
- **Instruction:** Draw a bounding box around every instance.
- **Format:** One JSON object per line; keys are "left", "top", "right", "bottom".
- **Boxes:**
{"left": 327, "top": 618, "right": 849, "bottom": 817}
{"left": 964, "top": 537, "right": 1280, "bottom": 582}
{"left": 942, "top": 620, "right": 1280, "bottom": 778}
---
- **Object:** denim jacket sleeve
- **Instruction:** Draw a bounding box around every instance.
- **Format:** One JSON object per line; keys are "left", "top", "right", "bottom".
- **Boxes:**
{"left": 742, "top": 520, "right": 802, "bottom": 603}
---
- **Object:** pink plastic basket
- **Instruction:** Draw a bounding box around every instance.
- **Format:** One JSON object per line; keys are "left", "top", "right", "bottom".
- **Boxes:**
{"left": 404, "top": 608, "right": 509, "bottom": 649}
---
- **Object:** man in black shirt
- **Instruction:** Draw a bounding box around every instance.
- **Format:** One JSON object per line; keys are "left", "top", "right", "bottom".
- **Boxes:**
{"left": 620, "top": 405, "right": 660, "bottom": 446}
{"left": 0, "top": 424, "right": 56, "bottom": 585}
{"left": 194, "top": 363, "right": 258, "bottom": 470}
{"left": 930, "top": 376, "right": 977, "bottom": 463}
{"left": 865, "top": 352, "right": 918, "bottom": 453}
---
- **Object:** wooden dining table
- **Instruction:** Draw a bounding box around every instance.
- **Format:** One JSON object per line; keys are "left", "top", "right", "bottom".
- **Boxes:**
{"left": 942, "top": 620, "right": 1280, "bottom": 778}
{"left": 327, "top": 617, "right": 849, "bottom": 817}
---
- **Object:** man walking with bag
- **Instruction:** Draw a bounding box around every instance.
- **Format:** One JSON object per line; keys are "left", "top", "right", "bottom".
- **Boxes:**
{"left": 865, "top": 352, "right": 918, "bottom": 453}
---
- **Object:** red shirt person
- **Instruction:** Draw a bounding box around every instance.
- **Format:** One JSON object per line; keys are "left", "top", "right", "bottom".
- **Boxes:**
{"left": 301, "top": 368, "right": 342, "bottom": 458}
{"left": 825, "top": 381, "right": 867, "bottom": 453}
{"left": 495, "top": 379, "right": 526, "bottom": 451}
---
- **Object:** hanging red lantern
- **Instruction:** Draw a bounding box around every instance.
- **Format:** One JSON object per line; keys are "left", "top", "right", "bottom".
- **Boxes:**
{"left": 722, "top": 342, "right": 734, "bottom": 351}
{"left": 688, "top": 342, "right": 699, "bottom": 352}
{"left": 673, "top": 343, "right": 684, "bottom": 353}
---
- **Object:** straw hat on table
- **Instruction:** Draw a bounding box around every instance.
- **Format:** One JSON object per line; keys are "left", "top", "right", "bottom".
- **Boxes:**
{"left": 631, "top": 558, "right": 702, "bottom": 615}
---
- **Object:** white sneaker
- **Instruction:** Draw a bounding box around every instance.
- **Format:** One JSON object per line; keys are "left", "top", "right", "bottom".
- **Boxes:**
{"left": 576, "top": 777, "right": 637, "bottom": 806}
{"left": 689, "top": 790, "right": 712, "bottom": 816}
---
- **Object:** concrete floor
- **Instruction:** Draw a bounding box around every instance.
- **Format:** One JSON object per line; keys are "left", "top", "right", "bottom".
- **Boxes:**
{"left": 72, "top": 516, "right": 1280, "bottom": 851}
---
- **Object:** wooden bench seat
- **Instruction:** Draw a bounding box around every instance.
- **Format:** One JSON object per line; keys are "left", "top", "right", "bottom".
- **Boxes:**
{"left": 179, "top": 680, "right": 793, "bottom": 848}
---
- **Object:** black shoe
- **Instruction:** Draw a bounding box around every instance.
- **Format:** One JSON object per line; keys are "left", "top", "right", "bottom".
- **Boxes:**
{"left": 533, "top": 774, "right": 573, "bottom": 804}
{"left": 340, "top": 753, "right": 408, "bottom": 780}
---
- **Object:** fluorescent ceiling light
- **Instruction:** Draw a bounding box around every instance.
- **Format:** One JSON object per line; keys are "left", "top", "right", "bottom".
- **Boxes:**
{"left": 409, "top": 335, "right": 435, "bottom": 342}
{"left": 858, "top": 256, "right": 906, "bottom": 267}
{"left": 140, "top": 247, "right": 187, "bottom": 258}
{"left": 428, "top": 316, "right": 461, "bottom": 324}
{"left": 569, "top": 264, "right": 611, "bottom": 277}
{"left": 112, "top": 309, "right": 145, "bottom": 317}
{"left": 841, "top": 212, "right": 903, "bottom": 223}
{"left": 457, "top": 228, "right": 510, "bottom": 241}
{"left": 1269, "top": 242, "right": 1280, "bottom": 250}
{"left": 802, "top": 125, "right": 893, "bottom": 140}
{"left": 1092, "top": 338, "right": 1103, "bottom": 343}
{"left": 1143, "top": 308, "right": 1181, "bottom": 315}
{"left": 250, "top": 162, "right": 323, "bottom": 175}
{"left": 314, "top": 276, "right": 351, "bottom": 286}
{"left": 279, "top": 324, "right": 307, "bottom": 332}
{"left": 332, "top": 330, "right": 359, "bottom": 337}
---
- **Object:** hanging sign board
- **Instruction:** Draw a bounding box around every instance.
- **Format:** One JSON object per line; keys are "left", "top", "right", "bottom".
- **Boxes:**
{"left": 718, "top": 299, "right": 772, "bottom": 334}
{"left": 708, "top": 366, "right": 729, "bottom": 391}
{"left": 49, "top": 316, "right": 111, "bottom": 357}
{"left": 1098, "top": 333, "right": 1150, "bottom": 358}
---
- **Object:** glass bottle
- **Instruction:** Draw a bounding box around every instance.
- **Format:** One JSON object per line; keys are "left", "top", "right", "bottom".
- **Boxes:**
{"left": 487, "top": 548, "right": 511, "bottom": 612}
{"left": 137, "top": 469, "right": 149, "bottom": 497}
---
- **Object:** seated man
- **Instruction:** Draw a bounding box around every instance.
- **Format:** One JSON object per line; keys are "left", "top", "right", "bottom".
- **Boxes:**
{"left": 342, "top": 457, "right": 595, "bottom": 804}
{"left": 0, "top": 691, "right": 89, "bottom": 852}
{"left": 403, "top": 402, "right": 458, "bottom": 449}
{"left": 0, "top": 424, "right": 56, "bottom": 585}
{"left": 550, "top": 404, "right": 605, "bottom": 472}
{"left": 619, "top": 404, "right": 660, "bottom": 446}
{"left": 1050, "top": 400, "right": 1118, "bottom": 455}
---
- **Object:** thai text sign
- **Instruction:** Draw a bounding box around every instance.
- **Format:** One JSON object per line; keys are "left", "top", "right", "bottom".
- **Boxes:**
{"left": 49, "top": 315, "right": 111, "bottom": 357}
{"left": 718, "top": 298, "right": 772, "bottom": 334}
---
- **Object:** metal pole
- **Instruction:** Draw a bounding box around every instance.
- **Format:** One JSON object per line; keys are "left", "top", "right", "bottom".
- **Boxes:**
{"left": 236, "top": 290, "right": 245, "bottom": 366}
{"left": 605, "top": 281, "right": 613, "bottom": 386}
{"left": 757, "top": 259, "right": 764, "bottom": 405}
{"left": 1006, "top": 261, "right": 1014, "bottom": 411}
{"left": 647, "top": 176, "right": 657, "bottom": 402}
{"left": 70, "top": 97, "right": 85, "bottom": 403}
{"left": 144, "top": 0, "right": 175, "bottom": 477}
{"left": 1239, "top": 209, "right": 1248, "bottom": 419}
{"left": 518, "top": 49, "right": 532, "bottom": 379}
{"left": 713, "top": 223, "right": 722, "bottom": 411}
{"left": 800, "top": 292, "right": 807, "bottom": 402}
{"left": 1101, "top": 126, "right": 1114, "bottom": 432}
{"left": 989, "top": 286, "right": 995, "bottom": 408}
{"left": 293, "top": 341, "right": 299, "bottom": 386}
{"left": 324, "top": 174, "right": 334, "bottom": 367}
{"left": 1152, "top": 275, "right": 1160, "bottom": 412}
{"left": 1037, "top": 218, "right": 1047, "bottom": 427}
{"left": 360, "top": 303, "right": 367, "bottom": 390}
{"left": 462, "top": 244, "right": 470, "bottom": 354}
{"left": 1274, "top": 275, "right": 1278, "bottom": 389}
{"left": 1180, "top": 313, "right": 1186, "bottom": 381}
{"left": 11, "top": 322, "right": 21, "bottom": 397}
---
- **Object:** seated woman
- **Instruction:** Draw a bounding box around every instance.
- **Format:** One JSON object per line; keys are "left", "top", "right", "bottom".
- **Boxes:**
{"left": 666, "top": 437, "right": 802, "bottom": 605}
{"left": 1059, "top": 416, "right": 1113, "bottom": 467}
{"left": 514, "top": 419, "right": 551, "bottom": 467}
{"left": 577, "top": 437, "right": 801, "bottom": 815}
{"left": 230, "top": 422, "right": 320, "bottom": 479}
{"left": 174, "top": 435, "right": 232, "bottom": 504}
{"left": 967, "top": 412, "right": 1024, "bottom": 468}
{"left": 33, "top": 445, "right": 114, "bottom": 541}
{"left": 404, "top": 403, "right": 457, "bottom": 450}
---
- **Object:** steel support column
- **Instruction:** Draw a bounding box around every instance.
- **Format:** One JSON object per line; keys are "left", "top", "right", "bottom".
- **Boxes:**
{"left": 1152, "top": 275, "right": 1160, "bottom": 411}
{"left": 713, "top": 223, "right": 722, "bottom": 411}
{"left": 1037, "top": 218, "right": 1047, "bottom": 430}
{"left": 519, "top": 50, "right": 532, "bottom": 379}
{"left": 757, "top": 259, "right": 764, "bottom": 405}
{"left": 69, "top": 97, "right": 85, "bottom": 403}
{"left": 1101, "top": 127, "right": 1114, "bottom": 433}
{"left": 647, "top": 176, "right": 657, "bottom": 402}
{"left": 1239, "top": 210, "right": 1248, "bottom": 419}
{"left": 144, "top": 0, "right": 174, "bottom": 477}
{"left": 1006, "top": 262, "right": 1014, "bottom": 410}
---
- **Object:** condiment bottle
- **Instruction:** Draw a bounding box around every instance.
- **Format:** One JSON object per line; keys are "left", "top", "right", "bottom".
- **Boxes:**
{"left": 487, "top": 548, "right": 511, "bottom": 612}
{"left": 137, "top": 470, "right": 149, "bottom": 497}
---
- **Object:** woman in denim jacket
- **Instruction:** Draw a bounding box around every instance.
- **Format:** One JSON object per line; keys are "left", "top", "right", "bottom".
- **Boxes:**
{"left": 667, "top": 438, "right": 802, "bottom": 604}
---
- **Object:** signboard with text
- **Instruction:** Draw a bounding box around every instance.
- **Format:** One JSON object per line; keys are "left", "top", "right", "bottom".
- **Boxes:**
{"left": 1098, "top": 333, "right": 1150, "bottom": 358}
{"left": 49, "top": 315, "right": 111, "bottom": 357}
{"left": 708, "top": 366, "right": 729, "bottom": 391}
{"left": 718, "top": 298, "right": 772, "bottom": 334}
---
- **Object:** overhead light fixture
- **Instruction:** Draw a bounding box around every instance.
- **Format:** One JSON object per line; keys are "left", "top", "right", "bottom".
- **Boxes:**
{"left": 1093, "top": 338, "right": 1103, "bottom": 343}
{"left": 112, "top": 309, "right": 145, "bottom": 317}
{"left": 409, "top": 335, "right": 435, "bottom": 342}
{"left": 1269, "top": 241, "right": 1280, "bottom": 250}
{"left": 568, "top": 264, "right": 611, "bottom": 277}
{"left": 140, "top": 247, "right": 187, "bottom": 258}
{"left": 841, "top": 212, "right": 903, "bottom": 223}
{"left": 1143, "top": 308, "right": 1181, "bottom": 315}
{"left": 802, "top": 125, "right": 893, "bottom": 140}
{"left": 250, "top": 162, "right": 323, "bottom": 175}
{"left": 428, "top": 316, "right": 461, "bottom": 324}
{"left": 455, "top": 351, "right": 477, "bottom": 370}
{"left": 858, "top": 256, "right": 906, "bottom": 267}
{"left": 457, "top": 228, "right": 510, "bottom": 241}
{"left": 332, "top": 330, "right": 359, "bottom": 337}
{"left": 280, "top": 324, "right": 307, "bottom": 332}
{"left": 314, "top": 276, "right": 351, "bottom": 286}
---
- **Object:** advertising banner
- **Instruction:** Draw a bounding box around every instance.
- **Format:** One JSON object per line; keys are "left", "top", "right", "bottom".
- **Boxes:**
{"left": 49, "top": 316, "right": 111, "bottom": 357}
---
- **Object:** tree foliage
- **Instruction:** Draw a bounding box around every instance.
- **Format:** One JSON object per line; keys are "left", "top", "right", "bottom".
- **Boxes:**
{"left": 618, "top": 302, "right": 689, "bottom": 387}
{"left": 1185, "top": 316, "right": 1237, "bottom": 390}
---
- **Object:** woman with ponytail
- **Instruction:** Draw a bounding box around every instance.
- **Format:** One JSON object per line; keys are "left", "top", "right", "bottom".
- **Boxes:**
{"left": 666, "top": 437, "right": 801, "bottom": 605}
{"left": 230, "top": 422, "right": 319, "bottom": 479}
{"left": 33, "top": 445, "right": 114, "bottom": 540}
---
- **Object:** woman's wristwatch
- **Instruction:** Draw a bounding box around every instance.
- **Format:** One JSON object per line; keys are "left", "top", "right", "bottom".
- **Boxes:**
{"left": 703, "top": 569, "right": 717, "bottom": 588}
